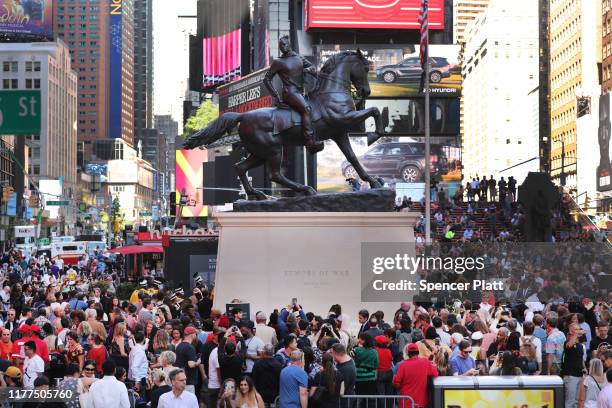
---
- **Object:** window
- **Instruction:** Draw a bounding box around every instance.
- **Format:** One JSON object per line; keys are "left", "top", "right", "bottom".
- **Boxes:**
{"left": 25, "top": 79, "right": 32, "bottom": 89}
{"left": 366, "top": 146, "right": 385, "bottom": 156}
{"left": 2, "top": 61, "right": 17, "bottom": 72}
{"left": 2, "top": 79, "right": 18, "bottom": 89}
{"left": 34, "top": 79, "right": 40, "bottom": 89}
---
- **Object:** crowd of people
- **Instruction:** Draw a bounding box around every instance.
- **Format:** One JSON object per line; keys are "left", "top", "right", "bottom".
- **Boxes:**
{"left": 0, "top": 245, "right": 608, "bottom": 408}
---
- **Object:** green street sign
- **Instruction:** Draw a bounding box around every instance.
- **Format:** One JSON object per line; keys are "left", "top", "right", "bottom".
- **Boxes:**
{"left": 0, "top": 90, "right": 41, "bottom": 135}
{"left": 139, "top": 211, "right": 152, "bottom": 217}
{"left": 47, "top": 200, "right": 69, "bottom": 206}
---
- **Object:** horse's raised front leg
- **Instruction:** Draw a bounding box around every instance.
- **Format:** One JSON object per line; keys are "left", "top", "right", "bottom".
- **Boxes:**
{"left": 234, "top": 154, "right": 267, "bottom": 200}
{"left": 334, "top": 133, "right": 383, "bottom": 189}
{"left": 331, "top": 107, "right": 386, "bottom": 145}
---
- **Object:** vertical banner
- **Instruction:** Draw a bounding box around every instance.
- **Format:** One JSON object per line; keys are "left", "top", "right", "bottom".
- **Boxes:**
{"left": 109, "top": 0, "right": 123, "bottom": 139}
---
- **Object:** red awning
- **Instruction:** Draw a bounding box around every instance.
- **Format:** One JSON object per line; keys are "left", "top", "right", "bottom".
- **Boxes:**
{"left": 111, "top": 245, "right": 164, "bottom": 255}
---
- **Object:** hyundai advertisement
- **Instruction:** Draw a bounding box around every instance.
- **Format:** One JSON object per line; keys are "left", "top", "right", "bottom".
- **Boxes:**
{"left": 316, "top": 44, "right": 461, "bottom": 97}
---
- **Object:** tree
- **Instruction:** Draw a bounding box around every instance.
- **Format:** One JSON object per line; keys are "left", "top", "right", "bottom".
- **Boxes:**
{"left": 183, "top": 101, "right": 219, "bottom": 137}
{"left": 110, "top": 196, "right": 123, "bottom": 235}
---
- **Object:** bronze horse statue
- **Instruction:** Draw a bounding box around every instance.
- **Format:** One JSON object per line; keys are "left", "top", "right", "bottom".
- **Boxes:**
{"left": 183, "top": 50, "right": 387, "bottom": 200}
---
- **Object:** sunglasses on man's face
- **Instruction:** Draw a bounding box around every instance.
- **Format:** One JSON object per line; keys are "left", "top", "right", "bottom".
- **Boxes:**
{"left": 84, "top": 367, "right": 95, "bottom": 372}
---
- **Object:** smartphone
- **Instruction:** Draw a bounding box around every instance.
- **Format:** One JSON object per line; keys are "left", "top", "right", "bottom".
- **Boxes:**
{"left": 225, "top": 382, "right": 234, "bottom": 392}
{"left": 291, "top": 297, "right": 297, "bottom": 305}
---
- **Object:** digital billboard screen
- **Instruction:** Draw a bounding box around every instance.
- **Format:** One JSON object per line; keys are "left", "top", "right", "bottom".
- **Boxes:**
{"left": 0, "top": 0, "right": 53, "bottom": 40}
{"left": 200, "top": 0, "right": 249, "bottom": 89}
{"left": 317, "top": 44, "right": 461, "bottom": 98}
{"left": 176, "top": 149, "right": 208, "bottom": 218}
{"left": 317, "top": 135, "right": 461, "bottom": 193}
{"left": 305, "top": 0, "right": 444, "bottom": 30}
{"left": 598, "top": 93, "right": 612, "bottom": 191}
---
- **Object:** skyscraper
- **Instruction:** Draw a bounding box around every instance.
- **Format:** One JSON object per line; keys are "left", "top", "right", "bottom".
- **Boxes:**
{"left": 462, "top": 0, "right": 539, "bottom": 182}
{"left": 54, "top": 0, "right": 135, "bottom": 161}
{"left": 453, "top": 0, "right": 490, "bottom": 44}
{"left": 549, "top": 0, "right": 601, "bottom": 188}
{"left": 133, "top": 0, "right": 154, "bottom": 141}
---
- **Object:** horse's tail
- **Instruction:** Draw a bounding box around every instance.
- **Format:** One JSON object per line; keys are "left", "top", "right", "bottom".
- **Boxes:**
{"left": 182, "top": 112, "right": 242, "bottom": 149}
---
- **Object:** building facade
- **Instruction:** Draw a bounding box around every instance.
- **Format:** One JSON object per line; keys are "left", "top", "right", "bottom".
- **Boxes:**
{"left": 603, "top": 0, "right": 612, "bottom": 93}
{"left": 453, "top": 0, "right": 490, "bottom": 44}
{"left": 54, "top": 0, "right": 135, "bottom": 161}
{"left": 133, "top": 0, "right": 154, "bottom": 140}
{"left": 462, "top": 0, "right": 539, "bottom": 183}
{"left": 549, "top": 0, "right": 602, "bottom": 188}
{"left": 452, "top": 0, "right": 489, "bottom": 151}
{"left": 0, "top": 41, "right": 78, "bottom": 191}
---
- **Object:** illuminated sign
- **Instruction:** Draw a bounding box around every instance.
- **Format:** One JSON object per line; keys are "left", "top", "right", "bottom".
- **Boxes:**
{"left": 0, "top": 0, "right": 54, "bottom": 40}
{"left": 110, "top": 0, "right": 122, "bottom": 15}
{"left": 176, "top": 149, "right": 208, "bottom": 218}
{"left": 444, "top": 389, "right": 555, "bottom": 408}
{"left": 305, "top": 0, "right": 445, "bottom": 30}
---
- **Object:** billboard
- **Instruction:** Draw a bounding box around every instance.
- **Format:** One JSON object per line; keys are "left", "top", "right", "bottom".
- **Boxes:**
{"left": 317, "top": 45, "right": 461, "bottom": 97}
{"left": 109, "top": 0, "right": 122, "bottom": 139}
{"left": 317, "top": 136, "right": 461, "bottom": 192}
{"left": 217, "top": 68, "right": 274, "bottom": 114}
{"left": 176, "top": 149, "right": 208, "bottom": 218}
{"left": 443, "top": 389, "right": 555, "bottom": 408}
{"left": 305, "top": 0, "right": 444, "bottom": 30}
{"left": 0, "top": 0, "right": 53, "bottom": 40}
{"left": 598, "top": 93, "right": 612, "bottom": 191}
{"left": 200, "top": 0, "right": 250, "bottom": 89}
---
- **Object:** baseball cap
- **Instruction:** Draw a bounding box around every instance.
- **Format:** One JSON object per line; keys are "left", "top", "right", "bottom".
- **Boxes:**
{"left": 184, "top": 326, "right": 198, "bottom": 336}
{"left": 5, "top": 366, "right": 21, "bottom": 379}
{"left": 18, "top": 324, "right": 31, "bottom": 333}
{"left": 30, "top": 325, "right": 41, "bottom": 333}
{"left": 375, "top": 335, "right": 389, "bottom": 345}
{"left": 406, "top": 343, "right": 419, "bottom": 353}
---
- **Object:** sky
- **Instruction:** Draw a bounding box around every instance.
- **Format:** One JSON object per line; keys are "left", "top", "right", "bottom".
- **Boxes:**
{"left": 152, "top": 0, "right": 197, "bottom": 133}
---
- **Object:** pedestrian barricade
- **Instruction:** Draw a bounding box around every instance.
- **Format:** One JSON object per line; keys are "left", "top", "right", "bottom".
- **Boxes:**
{"left": 339, "top": 395, "right": 416, "bottom": 407}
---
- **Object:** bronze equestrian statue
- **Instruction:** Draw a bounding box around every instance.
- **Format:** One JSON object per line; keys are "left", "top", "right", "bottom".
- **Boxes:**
{"left": 263, "top": 36, "right": 324, "bottom": 154}
{"left": 183, "top": 39, "right": 386, "bottom": 200}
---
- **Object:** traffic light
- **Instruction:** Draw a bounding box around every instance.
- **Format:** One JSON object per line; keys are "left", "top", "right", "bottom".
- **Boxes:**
{"left": 169, "top": 192, "right": 176, "bottom": 216}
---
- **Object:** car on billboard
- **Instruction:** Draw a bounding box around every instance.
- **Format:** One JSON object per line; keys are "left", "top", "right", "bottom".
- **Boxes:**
{"left": 341, "top": 142, "right": 449, "bottom": 183}
{"left": 375, "top": 57, "right": 454, "bottom": 84}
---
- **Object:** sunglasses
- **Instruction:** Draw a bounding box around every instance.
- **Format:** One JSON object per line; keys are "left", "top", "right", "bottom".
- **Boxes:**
{"left": 84, "top": 367, "right": 95, "bottom": 371}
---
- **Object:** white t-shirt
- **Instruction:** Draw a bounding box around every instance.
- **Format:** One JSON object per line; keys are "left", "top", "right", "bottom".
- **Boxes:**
{"left": 243, "top": 336, "right": 265, "bottom": 373}
{"left": 208, "top": 347, "right": 220, "bottom": 389}
{"left": 23, "top": 354, "right": 44, "bottom": 388}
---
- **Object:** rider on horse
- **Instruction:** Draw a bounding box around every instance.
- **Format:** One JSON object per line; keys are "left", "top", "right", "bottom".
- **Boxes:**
{"left": 263, "top": 35, "right": 324, "bottom": 154}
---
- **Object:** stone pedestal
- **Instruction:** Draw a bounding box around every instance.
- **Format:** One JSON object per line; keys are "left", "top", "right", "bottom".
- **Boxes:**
{"left": 213, "top": 211, "right": 420, "bottom": 332}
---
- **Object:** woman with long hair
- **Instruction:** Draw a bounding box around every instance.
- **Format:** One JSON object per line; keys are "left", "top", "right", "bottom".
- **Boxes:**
{"left": 236, "top": 376, "right": 264, "bottom": 408}
{"left": 218, "top": 378, "right": 237, "bottom": 408}
{"left": 490, "top": 351, "right": 522, "bottom": 375}
{"left": 65, "top": 331, "right": 85, "bottom": 370}
{"left": 353, "top": 332, "right": 378, "bottom": 396}
{"left": 77, "top": 321, "right": 92, "bottom": 348}
{"left": 310, "top": 352, "right": 345, "bottom": 408}
{"left": 170, "top": 327, "right": 182, "bottom": 347}
{"left": 110, "top": 322, "right": 129, "bottom": 356}
{"left": 578, "top": 358, "right": 606, "bottom": 408}
{"left": 77, "top": 359, "right": 98, "bottom": 408}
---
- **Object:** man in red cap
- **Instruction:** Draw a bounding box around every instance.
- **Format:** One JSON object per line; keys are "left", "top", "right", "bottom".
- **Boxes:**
{"left": 393, "top": 343, "right": 439, "bottom": 408}
{"left": 28, "top": 325, "right": 49, "bottom": 364}
{"left": 11, "top": 324, "right": 32, "bottom": 368}
{"left": 11, "top": 325, "right": 49, "bottom": 368}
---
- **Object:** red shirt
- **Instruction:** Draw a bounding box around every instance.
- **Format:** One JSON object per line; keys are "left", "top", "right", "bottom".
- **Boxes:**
{"left": 0, "top": 341, "right": 12, "bottom": 360}
{"left": 376, "top": 347, "right": 393, "bottom": 371}
{"left": 87, "top": 345, "right": 107, "bottom": 373}
{"left": 393, "top": 357, "right": 439, "bottom": 408}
